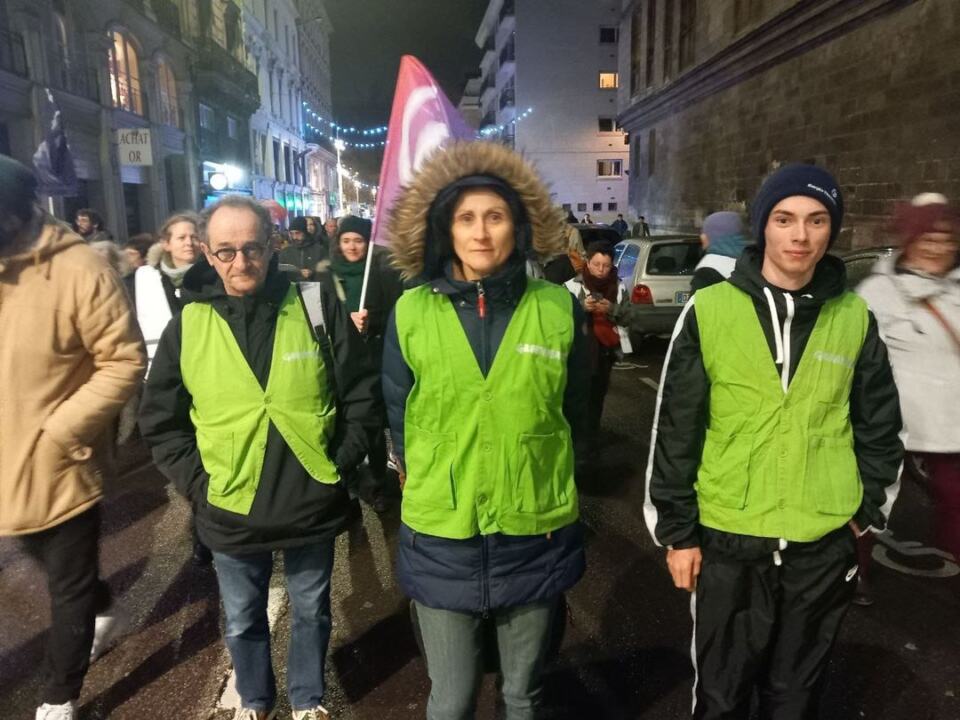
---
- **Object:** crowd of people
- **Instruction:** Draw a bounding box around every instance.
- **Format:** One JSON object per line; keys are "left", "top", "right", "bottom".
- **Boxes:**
{"left": 0, "top": 144, "right": 957, "bottom": 720}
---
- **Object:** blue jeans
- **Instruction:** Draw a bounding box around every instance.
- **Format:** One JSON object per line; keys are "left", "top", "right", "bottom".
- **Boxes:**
{"left": 213, "top": 540, "right": 335, "bottom": 712}
{"left": 415, "top": 600, "right": 556, "bottom": 720}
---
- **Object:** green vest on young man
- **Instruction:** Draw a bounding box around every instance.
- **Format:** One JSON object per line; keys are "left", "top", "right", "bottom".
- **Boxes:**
{"left": 181, "top": 285, "right": 338, "bottom": 515}
{"left": 396, "top": 279, "right": 579, "bottom": 540}
{"left": 695, "top": 281, "right": 869, "bottom": 542}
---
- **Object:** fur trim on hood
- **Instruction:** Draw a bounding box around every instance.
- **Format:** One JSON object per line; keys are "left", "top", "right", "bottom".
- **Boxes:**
{"left": 146, "top": 241, "right": 165, "bottom": 268}
{"left": 387, "top": 141, "right": 566, "bottom": 279}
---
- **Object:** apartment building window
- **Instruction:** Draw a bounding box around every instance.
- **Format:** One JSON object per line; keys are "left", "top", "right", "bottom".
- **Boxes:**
{"left": 199, "top": 103, "right": 215, "bottom": 131}
{"left": 599, "top": 72, "right": 619, "bottom": 90}
{"left": 562, "top": 203, "right": 572, "bottom": 212}
{"left": 156, "top": 58, "right": 180, "bottom": 128}
{"left": 645, "top": 0, "right": 656, "bottom": 87}
{"left": 273, "top": 138, "right": 282, "bottom": 181}
{"left": 599, "top": 26, "right": 618, "bottom": 44}
{"left": 663, "top": 0, "right": 675, "bottom": 83}
{"left": 577, "top": 203, "right": 587, "bottom": 212}
{"left": 592, "top": 202, "right": 602, "bottom": 212}
{"left": 52, "top": 11, "right": 71, "bottom": 90}
{"left": 598, "top": 117, "right": 617, "bottom": 133}
{"left": 108, "top": 31, "right": 143, "bottom": 115}
{"left": 225, "top": 4, "right": 241, "bottom": 53}
{"left": 608, "top": 202, "right": 618, "bottom": 211}
{"left": 597, "top": 159, "right": 623, "bottom": 178}
{"left": 647, "top": 129, "right": 656, "bottom": 177}
{"left": 630, "top": 6, "right": 642, "bottom": 95}
{"left": 227, "top": 115, "right": 238, "bottom": 139}
{"left": 679, "top": 0, "right": 697, "bottom": 71}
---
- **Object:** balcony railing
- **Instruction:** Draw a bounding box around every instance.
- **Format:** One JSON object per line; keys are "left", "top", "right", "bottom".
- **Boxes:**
{"left": 499, "top": 0, "right": 515, "bottom": 23}
{"left": 498, "top": 87, "right": 515, "bottom": 110}
{"left": 0, "top": 29, "right": 28, "bottom": 78}
{"left": 51, "top": 60, "right": 101, "bottom": 103}
{"left": 499, "top": 39, "right": 515, "bottom": 66}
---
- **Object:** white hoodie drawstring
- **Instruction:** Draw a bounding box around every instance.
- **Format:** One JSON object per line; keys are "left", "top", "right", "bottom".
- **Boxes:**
{"left": 763, "top": 287, "right": 784, "bottom": 364}
{"left": 762, "top": 288, "right": 796, "bottom": 393}
{"left": 781, "top": 293, "right": 795, "bottom": 393}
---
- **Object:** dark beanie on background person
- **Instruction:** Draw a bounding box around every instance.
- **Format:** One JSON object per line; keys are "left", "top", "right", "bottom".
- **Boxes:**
{"left": 750, "top": 163, "right": 844, "bottom": 248}
{"left": 0, "top": 154, "right": 38, "bottom": 221}
{"left": 289, "top": 216, "right": 309, "bottom": 233}
{"left": 338, "top": 215, "right": 372, "bottom": 242}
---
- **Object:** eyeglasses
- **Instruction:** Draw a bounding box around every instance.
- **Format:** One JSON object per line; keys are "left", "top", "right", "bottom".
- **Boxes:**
{"left": 209, "top": 243, "right": 268, "bottom": 263}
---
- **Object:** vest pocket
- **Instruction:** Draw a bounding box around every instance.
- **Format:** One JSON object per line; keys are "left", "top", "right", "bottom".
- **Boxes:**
{"left": 404, "top": 426, "right": 457, "bottom": 509}
{"left": 198, "top": 431, "right": 237, "bottom": 501}
{"left": 515, "top": 432, "right": 568, "bottom": 513}
{"left": 807, "top": 436, "right": 862, "bottom": 516}
{"left": 697, "top": 429, "right": 751, "bottom": 509}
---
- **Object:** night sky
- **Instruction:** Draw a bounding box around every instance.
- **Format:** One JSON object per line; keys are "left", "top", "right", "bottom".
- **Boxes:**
{"left": 325, "top": 0, "right": 488, "bottom": 180}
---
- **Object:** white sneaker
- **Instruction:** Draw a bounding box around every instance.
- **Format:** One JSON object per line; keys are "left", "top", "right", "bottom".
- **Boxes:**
{"left": 234, "top": 709, "right": 277, "bottom": 720}
{"left": 35, "top": 701, "right": 77, "bottom": 720}
{"left": 292, "top": 706, "right": 331, "bottom": 720}
{"left": 89, "top": 605, "right": 132, "bottom": 661}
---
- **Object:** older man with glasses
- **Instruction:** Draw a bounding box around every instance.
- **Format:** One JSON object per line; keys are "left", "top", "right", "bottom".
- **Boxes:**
{"left": 139, "top": 195, "right": 379, "bottom": 720}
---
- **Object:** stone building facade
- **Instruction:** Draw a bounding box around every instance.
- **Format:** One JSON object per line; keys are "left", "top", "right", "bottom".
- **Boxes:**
{"left": 616, "top": 0, "right": 960, "bottom": 248}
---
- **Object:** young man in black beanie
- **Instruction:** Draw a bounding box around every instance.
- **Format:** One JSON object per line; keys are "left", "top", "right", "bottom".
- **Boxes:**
{"left": 279, "top": 215, "right": 328, "bottom": 279}
{"left": 645, "top": 163, "right": 904, "bottom": 718}
{"left": 0, "top": 155, "right": 145, "bottom": 719}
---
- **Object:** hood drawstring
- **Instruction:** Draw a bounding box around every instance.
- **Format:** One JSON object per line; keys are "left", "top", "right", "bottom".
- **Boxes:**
{"left": 762, "top": 287, "right": 796, "bottom": 393}
{"left": 763, "top": 287, "right": 784, "bottom": 364}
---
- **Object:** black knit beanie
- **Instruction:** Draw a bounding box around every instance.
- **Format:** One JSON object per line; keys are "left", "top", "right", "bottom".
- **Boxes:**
{"left": 338, "top": 215, "right": 372, "bottom": 242}
{"left": 289, "top": 216, "right": 309, "bottom": 233}
{"left": 0, "top": 154, "right": 38, "bottom": 222}
{"left": 750, "top": 163, "right": 844, "bottom": 248}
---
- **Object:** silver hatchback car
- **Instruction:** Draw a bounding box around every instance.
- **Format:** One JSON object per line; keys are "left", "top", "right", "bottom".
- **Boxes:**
{"left": 613, "top": 235, "right": 701, "bottom": 337}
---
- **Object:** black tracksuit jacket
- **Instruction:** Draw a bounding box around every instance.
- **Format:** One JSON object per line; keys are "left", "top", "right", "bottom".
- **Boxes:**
{"left": 645, "top": 246, "right": 904, "bottom": 557}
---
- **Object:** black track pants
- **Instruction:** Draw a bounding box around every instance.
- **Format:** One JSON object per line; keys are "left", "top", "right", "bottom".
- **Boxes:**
{"left": 692, "top": 527, "right": 859, "bottom": 720}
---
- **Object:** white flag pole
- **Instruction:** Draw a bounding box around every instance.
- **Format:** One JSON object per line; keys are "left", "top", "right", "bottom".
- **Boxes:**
{"left": 358, "top": 240, "right": 376, "bottom": 313}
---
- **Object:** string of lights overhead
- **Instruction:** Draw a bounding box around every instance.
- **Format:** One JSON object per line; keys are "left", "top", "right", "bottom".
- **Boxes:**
{"left": 300, "top": 101, "right": 388, "bottom": 136}
{"left": 479, "top": 107, "right": 535, "bottom": 137}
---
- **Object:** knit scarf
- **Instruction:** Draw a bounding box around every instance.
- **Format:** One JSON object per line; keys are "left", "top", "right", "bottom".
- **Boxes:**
{"left": 582, "top": 267, "right": 621, "bottom": 347}
{"left": 330, "top": 255, "right": 366, "bottom": 313}
{"left": 160, "top": 254, "right": 192, "bottom": 289}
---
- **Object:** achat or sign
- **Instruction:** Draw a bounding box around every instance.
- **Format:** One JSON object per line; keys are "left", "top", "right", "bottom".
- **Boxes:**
{"left": 116, "top": 129, "right": 153, "bottom": 166}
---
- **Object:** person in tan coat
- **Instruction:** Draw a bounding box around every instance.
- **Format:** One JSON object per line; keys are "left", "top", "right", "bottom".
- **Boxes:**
{"left": 0, "top": 155, "right": 146, "bottom": 720}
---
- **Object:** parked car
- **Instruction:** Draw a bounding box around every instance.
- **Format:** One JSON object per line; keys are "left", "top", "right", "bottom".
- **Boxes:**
{"left": 614, "top": 234, "right": 701, "bottom": 338}
{"left": 839, "top": 245, "right": 896, "bottom": 289}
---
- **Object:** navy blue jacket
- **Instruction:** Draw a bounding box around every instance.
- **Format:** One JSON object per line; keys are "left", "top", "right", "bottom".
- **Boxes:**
{"left": 382, "top": 257, "right": 589, "bottom": 612}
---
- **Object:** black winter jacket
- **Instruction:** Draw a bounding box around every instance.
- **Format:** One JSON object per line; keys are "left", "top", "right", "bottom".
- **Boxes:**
{"left": 139, "top": 256, "right": 379, "bottom": 553}
{"left": 278, "top": 235, "right": 329, "bottom": 278}
{"left": 382, "top": 257, "right": 590, "bottom": 612}
{"left": 645, "top": 246, "right": 904, "bottom": 557}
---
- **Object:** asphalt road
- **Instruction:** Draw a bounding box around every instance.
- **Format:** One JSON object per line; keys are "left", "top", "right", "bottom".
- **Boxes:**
{"left": 1, "top": 340, "right": 958, "bottom": 719}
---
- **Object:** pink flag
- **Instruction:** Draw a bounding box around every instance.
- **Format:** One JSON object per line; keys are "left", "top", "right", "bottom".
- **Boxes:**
{"left": 369, "top": 55, "right": 476, "bottom": 247}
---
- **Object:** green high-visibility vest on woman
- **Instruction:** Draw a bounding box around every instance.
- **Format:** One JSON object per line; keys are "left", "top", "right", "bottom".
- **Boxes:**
{"left": 180, "top": 285, "right": 339, "bottom": 515}
{"left": 695, "top": 281, "right": 870, "bottom": 542}
{"left": 395, "top": 278, "right": 579, "bottom": 540}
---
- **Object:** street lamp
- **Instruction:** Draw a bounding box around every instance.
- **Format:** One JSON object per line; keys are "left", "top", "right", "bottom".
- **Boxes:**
{"left": 333, "top": 138, "right": 345, "bottom": 214}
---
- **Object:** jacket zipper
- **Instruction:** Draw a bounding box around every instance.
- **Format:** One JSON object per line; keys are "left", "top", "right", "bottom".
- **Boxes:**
{"left": 476, "top": 280, "right": 487, "bottom": 319}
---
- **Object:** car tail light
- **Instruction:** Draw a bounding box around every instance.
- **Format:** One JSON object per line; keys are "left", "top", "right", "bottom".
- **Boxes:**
{"left": 631, "top": 284, "right": 653, "bottom": 304}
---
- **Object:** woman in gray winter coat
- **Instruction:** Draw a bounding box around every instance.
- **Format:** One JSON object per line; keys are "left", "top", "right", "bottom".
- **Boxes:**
{"left": 857, "top": 193, "right": 960, "bottom": 583}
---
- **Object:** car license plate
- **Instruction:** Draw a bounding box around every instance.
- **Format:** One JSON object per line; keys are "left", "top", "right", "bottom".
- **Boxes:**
{"left": 675, "top": 290, "right": 691, "bottom": 304}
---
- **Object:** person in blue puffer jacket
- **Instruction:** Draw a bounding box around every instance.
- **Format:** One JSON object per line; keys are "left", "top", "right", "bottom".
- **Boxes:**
{"left": 382, "top": 140, "right": 590, "bottom": 720}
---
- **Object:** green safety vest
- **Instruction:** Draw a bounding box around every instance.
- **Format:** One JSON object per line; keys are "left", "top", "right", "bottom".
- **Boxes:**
{"left": 395, "top": 279, "right": 579, "bottom": 539}
{"left": 181, "top": 285, "right": 339, "bottom": 515}
{"left": 695, "top": 282, "right": 869, "bottom": 541}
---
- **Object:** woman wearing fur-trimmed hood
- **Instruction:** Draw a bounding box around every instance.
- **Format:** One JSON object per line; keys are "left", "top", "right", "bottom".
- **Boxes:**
{"left": 382, "top": 141, "right": 589, "bottom": 718}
